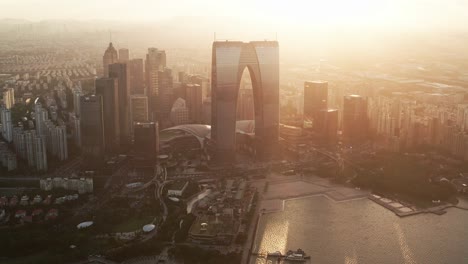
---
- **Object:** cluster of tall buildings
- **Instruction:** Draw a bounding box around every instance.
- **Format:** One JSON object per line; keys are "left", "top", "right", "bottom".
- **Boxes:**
{"left": 368, "top": 92, "right": 468, "bottom": 159}
{"left": 80, "top": 43, "right": 188, "bottom": 168}
{"left": 299, "top": 76, "right": 468, "bottom": 161}
{"left": 1, "top": 86, "right": 69, "bottom": 172}
{"left": 0, "top": 72, "right": 78, "bottom": 172}
{"left": 11, "top": 101, "right": 68, "bottom": 171}
{"left": 303, "top": 81, "right": 340, "bottom": 144}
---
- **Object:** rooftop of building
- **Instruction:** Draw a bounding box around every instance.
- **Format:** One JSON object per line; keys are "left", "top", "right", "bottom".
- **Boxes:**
{"left": 305, "top": 80, "right": 328, "bottom": 84}
{"left": 160, "top": 120, "right": 256, "bottom": 142}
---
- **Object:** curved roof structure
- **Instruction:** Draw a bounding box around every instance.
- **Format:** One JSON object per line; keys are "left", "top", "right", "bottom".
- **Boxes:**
{"left": 77, "top": 221, "right": 94, "bottom": 229}
{"left": 160, "top": 124, "right": 211, "bottom": 145}
{"left": 143, "top": 224, "right": 156, "bottom": 233}
{"left": 160, "top": 121, "right": 255, "bottom": 147}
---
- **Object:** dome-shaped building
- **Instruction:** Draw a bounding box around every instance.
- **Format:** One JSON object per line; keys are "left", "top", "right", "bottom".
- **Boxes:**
{"left": 159, "top": 120, "right": 255, "bottom": 157}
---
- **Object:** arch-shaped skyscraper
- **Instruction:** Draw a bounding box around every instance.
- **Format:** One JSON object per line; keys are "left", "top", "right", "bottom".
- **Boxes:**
{"left": 211, "top": 41, "right": 280, "bottom": 162}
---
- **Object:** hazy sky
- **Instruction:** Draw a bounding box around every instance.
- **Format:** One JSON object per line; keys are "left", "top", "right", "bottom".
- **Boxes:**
{"left": 2, "top": 0, "right": 468, "bottom": 31}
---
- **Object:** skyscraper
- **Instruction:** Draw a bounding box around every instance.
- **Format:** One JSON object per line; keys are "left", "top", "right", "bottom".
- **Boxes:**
{"left": 0, "top": 106, "right": 13, "bottom": 142}
{"left": 103, "top": 42, "right": 118, "bottom": 77}
{"left": 318, "top": 109, "right": 339, "bottom": 144}
{"left": 185, "top": 83, "right": 203, "bottom": 123}
{"left": 119, "top": 48, "right": 129, "bottom": 62}
{"left": 343, "top": 95, "right": 368, "bottom": 144}
{"left": 128, "top": 59, "right": 144, "bottom": 95}
{"left": 70, "top": 114, "right": 81, "bottom": 148}
{"left": 130, "top": 95, "right": 149, "bottom": 126}
{"left": 145, "top": 48, "right": 166, "bottom": 119}
{"left": 158, "top": 68, "right": 174, "bottom": 120}
{"left": 2, "top": 88, "right": 15, "bottom": 109}
{"left": 24, "top": 130, "right": 36, "bottom": 167}
{"left": 109, "top": 63, "right": 131, "bottom": 146}
{"left": 34, "top": 101, "right": 48, "bottom": 136}
{"left": 170, "top": 98, "right": 189, "bottom": 126}
{"left": 304, "top": 81, "right": 328, "bottom": 131}
{"left": 72, "top": 88, "right": 82, "bottom": 116}
{"left": 211, "top": 41, "right": 279, "bottom": 161}
{"left": 133, "top": 122, "right": 159, "bottom": 166}
{"left": 34, "top": 136, "right": 47, "bottom": 171}
{"left": 95, "top": 77, "right": 120, "bottom": 155}
{"left": 80, "top": 95, "right": 105, "bottom": 168}
{"left": 55, "top": 125, "right": 68, "bottom": 161}
{"left": 188, "top": 75, "right": 210, "bottom": 100}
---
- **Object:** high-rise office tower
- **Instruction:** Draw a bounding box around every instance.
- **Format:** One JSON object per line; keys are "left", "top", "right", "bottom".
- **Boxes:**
{"left": 304, "top": 81, "right": 328, "bottom": 130}
{"left": 103, "top": 42, "right": 118, "bottom": 77}
{"left": 109, "top": 63, "right": 131, "bottom": 146}
{"left": 130, "top": 95, "right": 149, "bottom": 126}
{"left": 119, "top": 48, "right": 129, "bottom": 62}
{"left": 343, "top": 95, "right": 368, "bottom": 144}
{"left": 34, "top": 136, "right": 47, "bottom": 171}
{"left": 133, "top": 122, "right": 159, "bottom": 166}
{"left": 145, "top": 48, "right": 166, "bottom": 119}
{"left": 128, "top": 59, "right": 144, "bottom": 95}
{"left": 2, "top": 88, "right": 15, "bottom": 109}
{"left": 158, "top": 68, "right": 174, "bottom": 120}
{"left": 188, "top": 75, "right": 210, "bottom": 100}
{"left": 80, "top": 95, "right": 105, "bottom": 168}
{"left": 237, "top": 88, "right": 254, "bottom": 120}
{"left": 211, "top": 41, "right": 279, "bottom": 161}
{"left": 317, "top": 109, "right": 339, "bottom": 144}
{"left": 95, "top": 77, "right": 120, "bottom": 155}
{"left": 72, "top": 89, "right": 82, "bottom": 116}
{"left": 185, "top": 83, "right": 203, "bottom": 123}
{"left": 0, "top": 106, "right": 13, "bottom": 142}
{"left": 170, "top": 98, "right": 189, "bottom": 126}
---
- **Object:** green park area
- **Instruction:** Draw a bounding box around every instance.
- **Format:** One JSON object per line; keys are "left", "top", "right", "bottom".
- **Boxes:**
{"left": 111, "top": 215, "right": 155, "bottom": 233}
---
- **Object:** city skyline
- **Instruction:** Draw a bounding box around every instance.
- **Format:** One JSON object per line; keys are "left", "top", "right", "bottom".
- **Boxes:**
{"left": 1, "top": 2, "right": 468, "bottom": 264}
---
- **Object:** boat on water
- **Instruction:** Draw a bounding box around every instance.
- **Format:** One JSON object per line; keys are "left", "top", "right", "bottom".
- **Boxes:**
{"left": 285, "top": 248, "right": 310, "bottom": 262}
{"left": 267, "top": 251, "right": 283, "bottom": 257}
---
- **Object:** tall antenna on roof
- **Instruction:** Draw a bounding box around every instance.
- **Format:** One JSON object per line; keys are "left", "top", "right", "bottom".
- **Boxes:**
{"left": 109, "top": 30, "right": 112, "bottom": 43}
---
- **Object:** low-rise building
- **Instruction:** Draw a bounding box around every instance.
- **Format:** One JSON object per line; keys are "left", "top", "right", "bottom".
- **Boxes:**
{"left": 45, "top": 208, "right": 58, "bottom": 220}
{"left": 15, "top": 210, "right": 26, "bottom": 218}
{"left": 40, "top": 177, "right": 93, "bottom": 194}
{"left": 19, "top": 195, "right": 29, "bottom": 206}
{"left": 167, "top": 181, "right": 189, "bottom": 197}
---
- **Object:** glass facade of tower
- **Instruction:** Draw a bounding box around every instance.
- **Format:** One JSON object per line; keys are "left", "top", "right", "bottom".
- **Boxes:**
{"left": 211, "top": 41, "right": 279, "bottom": 162}
{"left": 80, "top": 95, "right": 105, "bottom": 168}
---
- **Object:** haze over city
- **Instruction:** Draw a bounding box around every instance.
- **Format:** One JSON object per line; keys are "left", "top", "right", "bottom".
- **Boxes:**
{"left": 0, "top": 1, "right": 468, "bottom": 264}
